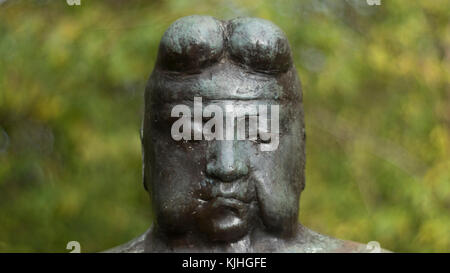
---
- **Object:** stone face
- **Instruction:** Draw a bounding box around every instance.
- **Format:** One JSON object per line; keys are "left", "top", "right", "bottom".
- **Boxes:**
{"left": 106, "top": 15, "right": 378, "bottom": 253}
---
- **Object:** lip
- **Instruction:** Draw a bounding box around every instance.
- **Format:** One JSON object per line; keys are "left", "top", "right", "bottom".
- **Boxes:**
{"left": 196, "top": 197, "right": 250, "bottom": 242}
{"left": 199, "top": 193, "right": 251, "bottom": 205}
{"left": 209, "top": 196, "right": 248, "bottom": 216}
{"left": 199, "top": 178, "right": 255, "bottom": 203}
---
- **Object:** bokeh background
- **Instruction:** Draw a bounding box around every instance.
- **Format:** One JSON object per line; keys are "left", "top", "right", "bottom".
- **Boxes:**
{"left": 0, "top": 0, "right": 449, "bottom": 252}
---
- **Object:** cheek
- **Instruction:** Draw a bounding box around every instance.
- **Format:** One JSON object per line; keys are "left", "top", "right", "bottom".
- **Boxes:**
{"left": 251, "top": 134, "right": 303, "bottom": 184}
{"left": 279, "top": 135, "right": 304, "bottom": 185}
{"left": 249, "top": 135, "right": 303, "bottom": 230}
{"left": 150, "top": 144, "right": 208, "bottom": 231}
{"left": 151, "top": 142, "right": 207, "bottom": 201}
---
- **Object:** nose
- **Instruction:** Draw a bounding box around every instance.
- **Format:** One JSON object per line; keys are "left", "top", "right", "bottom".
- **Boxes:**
{"left": 206, "top": 140, "right": 249, "bottom": 182}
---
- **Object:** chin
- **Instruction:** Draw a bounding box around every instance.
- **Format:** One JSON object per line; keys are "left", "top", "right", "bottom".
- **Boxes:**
{"left": 197, "top": 201, "right": 250, "bottom": 242}
{"left": 207, "top": 213, "right": 249, "bottom": 242}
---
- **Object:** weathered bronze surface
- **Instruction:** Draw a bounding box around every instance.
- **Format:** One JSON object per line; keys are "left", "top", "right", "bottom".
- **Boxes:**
{"left": 106, "top": 15, "right": 379, "bottom": 253}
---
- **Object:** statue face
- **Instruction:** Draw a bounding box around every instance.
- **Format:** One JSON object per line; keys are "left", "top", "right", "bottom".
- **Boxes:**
{"left": 143, "top": 16, "right": 305, "bottom": 243}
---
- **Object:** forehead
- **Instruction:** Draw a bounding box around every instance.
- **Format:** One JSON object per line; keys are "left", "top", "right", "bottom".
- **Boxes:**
{"left": 156, "top": 99, "right": 281, "bottom": 115}
{"left": 149, "top": 62, "right": 297, "bottom": 103}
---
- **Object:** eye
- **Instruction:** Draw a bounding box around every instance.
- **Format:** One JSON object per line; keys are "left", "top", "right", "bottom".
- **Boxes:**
{"left": 249, "top": 135, "right": 271, "bottom": 145}
{"left": 229, "top": 17, "right": 292, "bottom": 73}
{"left": 168, "top": 117, "right": 204, "bottom": 145}
{"left": 255, "top": 135, "right": 271, "bottom": 144}
{"left": 158, "top": 15, "right": 224, "bottom": 73}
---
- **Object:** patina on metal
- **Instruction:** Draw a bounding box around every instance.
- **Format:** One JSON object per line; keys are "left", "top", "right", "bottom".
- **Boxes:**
{"left": 107, "top": 15, "right": 377, "bottom": 253}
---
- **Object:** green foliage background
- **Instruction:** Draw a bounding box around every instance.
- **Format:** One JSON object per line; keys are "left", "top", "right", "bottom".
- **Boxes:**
{"left": 0, "top": 0, "right": 448, "bottom": 252}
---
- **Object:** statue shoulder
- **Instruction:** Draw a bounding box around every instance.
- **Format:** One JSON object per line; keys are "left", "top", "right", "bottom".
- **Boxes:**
{"left": 287, "top": 225, "right": 391, "bottom": 253}
{"left": 102, "top": 228, "right": 152, "bottom": 253}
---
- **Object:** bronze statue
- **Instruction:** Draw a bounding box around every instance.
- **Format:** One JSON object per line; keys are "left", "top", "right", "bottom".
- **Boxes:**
{"left": 107, "top": 15, "right": 380, "bottom": 253}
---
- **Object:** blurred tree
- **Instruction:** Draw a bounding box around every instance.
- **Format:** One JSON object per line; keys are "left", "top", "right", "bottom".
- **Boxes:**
{"left": 0, "top": 0, "right": 448, "bottom": 252}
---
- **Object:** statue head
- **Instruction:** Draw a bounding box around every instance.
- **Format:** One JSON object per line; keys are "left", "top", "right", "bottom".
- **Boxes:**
{"left": 142, "top": 15, "right": 305, "bottom": 244}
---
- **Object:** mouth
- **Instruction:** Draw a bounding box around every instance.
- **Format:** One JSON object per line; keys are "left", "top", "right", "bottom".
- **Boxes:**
{"left": 198, "top": 177, "right": 256, "bottom": 204}
{"left": 209, "top": 196, "right": 247, "bottom": 216}
{"left": 196, "top": 196, "right": 251, "bottom": 242}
